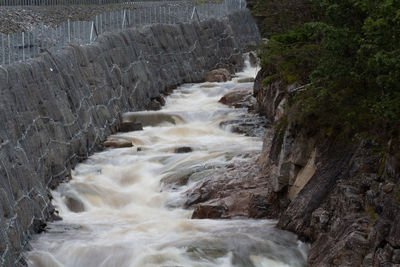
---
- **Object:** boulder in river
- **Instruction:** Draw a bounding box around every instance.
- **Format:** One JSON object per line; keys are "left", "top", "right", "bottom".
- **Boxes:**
{"left": 120, "top": 121, "right": 143, "bottom": 132}
{"left": 145, "top": 96, "right": 166, "bottom": 111}
{"left": 219, "top": 86, "right": 257, "bottom": 110}
{"left": 174, "top": 147, "right": 193, "bottom": 153}
{"left": 219, "top": 114, "right": 270, "bottom": 137}
{"left": 103, "top": 135, "right": 136, "bottom": 148}
{"left": 104, "top": 139, "right": 133, "bottom": 148}
{"left": 236, "top": 77, "right": 255, "bottom": 83}
{"left": 122, "top": 111, "right": 185, "bottom": 127}
{"left": 185, "top": 155, "right": 272, "bottom": 219}
{"left": 192, "top": 203, "right": 228, "bottom": 219}
{"left": 200, "top": 84, "right": 218, "bottom": 88}
{"left": 205, "top": 68, "right": 231, "bottom": 82}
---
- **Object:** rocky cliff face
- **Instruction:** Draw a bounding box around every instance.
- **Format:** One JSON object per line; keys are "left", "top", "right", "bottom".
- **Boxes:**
{"left": 0, "top": 11, "right": 260, "bottom": 266}
{"left": 254, "top": 68, "right": 400, "bottom": 266}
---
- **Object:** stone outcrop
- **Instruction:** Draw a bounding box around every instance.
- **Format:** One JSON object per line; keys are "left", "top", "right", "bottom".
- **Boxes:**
{"left": 186, "top": 154, "right": 269, "bottom": 219}
{"left": 0, "top": 10, "right": 260, "bottom": 266}
{"left": 254, "top": 67, "right": 400, "bottom": 266}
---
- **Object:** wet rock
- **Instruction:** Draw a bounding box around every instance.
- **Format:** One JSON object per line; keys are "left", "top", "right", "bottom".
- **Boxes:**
{"left": 248, "top": 193, "right": 274, "bottom": 218}
{"left": 65, "top": 196, "right": 85, "bottom": 213}
{"left": 45, "top": 223, "right": 83, "bottom": 234}
{"left": 145, "top": 99, "right": 162, "bottom": 111}
{"left": 205, "top": 68, "right": 231, "bottom": 82}
{"left": 192, "top": 203, "right": 228, "bottom": 219}
{"left": 249, "top": 52, "right": 258, "bottom": 67}
{"left": 236, "top": 77, "right": 255, "bottom": 83}
{"left": 145, "top": 96, "right": 166, "bottom": 111}
{"left": 154, "top": 95, "right": 166, "bottom": 106}
{"left": 219, "top": 87, "right": 255, "bottom": 109}
{"left": 392, "top": 249, "right": 400, "bottom": 263}
{"left": 48, "top": 212, "right": 62, "bottom": 222}
{"left": 161, "top": 171, "right": 192, "bottom": 188}
{"left": 200, "top": 84, "right": 218, "bottom": 88}
{"left": 120, "top": 121, "right": 143, "bottom": 132}
{"left": 220, "top": 113, "right": 269, "bottom": 137}
{"left": 307, "top": 216, "right": 371, "bottom": 266}
{"left": 386, "top": 138, "right": 400, "bottom": 177}
{"left": 161, "top": 165, "right": 224, "bottom": 191}
{"left": 382, "top": 183, "right": 395, "bottom": 193}
{"left": 362, "top": 253, "right": 374, "bottom": 267}
{"left": 311, "top": 208, "right": 330, "bottom": 227}
{"left": 185, "top": 155, "right": 271, "bottom": 219}
{"left": 174, "top": 147, "right": 193, "bottom": 153}
{"left": 32, "top": 218, "right": 47, "bottom": 234}
{"left": 104, "top": 139, "right": 133, "bottom": 148}
{"left": 253, "top": 68, "right": 288, "bottom": 121}
{"left": 122, "top": 111, "right": 185, "bottom": 127}
{"left": 388, "top": 214, "right": 400, "bottom": 247}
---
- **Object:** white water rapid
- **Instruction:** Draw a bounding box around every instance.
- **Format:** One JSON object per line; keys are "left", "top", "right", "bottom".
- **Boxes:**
{"left": 27, "top": 58, "right": 309, "bottom": 267}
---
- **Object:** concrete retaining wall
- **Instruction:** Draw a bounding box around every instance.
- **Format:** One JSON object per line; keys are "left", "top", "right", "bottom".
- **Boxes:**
{"left": 0, "top": 10, "right": 260, "bottom": 266}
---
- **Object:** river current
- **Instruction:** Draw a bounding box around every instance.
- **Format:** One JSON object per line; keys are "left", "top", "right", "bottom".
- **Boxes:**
{"left": 27, "top": 59, "right": 308, "bottom": 267}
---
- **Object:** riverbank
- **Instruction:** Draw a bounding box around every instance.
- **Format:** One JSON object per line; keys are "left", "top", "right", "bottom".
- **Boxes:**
{"left": 27, "top": 59, "right": 308, "bottom": 267}
{"left": 252, "top": 68, "right": 400, "bottom": 266}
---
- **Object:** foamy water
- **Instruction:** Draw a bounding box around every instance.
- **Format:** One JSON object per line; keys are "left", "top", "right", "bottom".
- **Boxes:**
{"left": 27, "top": 56, "right": 308, "bottom": 267}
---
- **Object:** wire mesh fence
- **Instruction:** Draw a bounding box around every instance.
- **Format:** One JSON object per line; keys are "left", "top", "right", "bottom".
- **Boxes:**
{"left": 0, "top": 0, "right": 245, "bottom": 65}
{"left": 0, "top": 0, "right": 186, "bottom": 6}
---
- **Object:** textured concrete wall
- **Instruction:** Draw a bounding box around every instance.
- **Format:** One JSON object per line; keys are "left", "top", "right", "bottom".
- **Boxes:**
{"left": 0, "top": 11, "right": 260, "bottom": 266}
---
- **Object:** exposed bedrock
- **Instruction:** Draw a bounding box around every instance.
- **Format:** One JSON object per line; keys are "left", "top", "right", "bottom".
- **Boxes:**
{"left": 0, "top": 10, "right": 260, "bottom": 266}
{"left": 253, "top": 68, "right": 400, "bottom": 266}
{"left": 183, "top": 84, "right": 269, "bottom": 219}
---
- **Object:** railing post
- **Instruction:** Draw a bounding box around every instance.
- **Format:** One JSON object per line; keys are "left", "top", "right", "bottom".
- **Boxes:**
{"left": 27, "top": 31, "right": 31, "bottom": 59}
{"left": 1, "top": 34, "right": 4, "bottom": 65}
{"left": 22, "top": 32, "right": 25, "bottom": 61}
{"left": 7, "top": 34, "right": 11, "bottom": 64}
{"left": 163, "top": 6, "right": 166, "bottom": 24}
{"left": 68, "top": 19, "right": 71, "bottom": 43}
{"left": 76, "top": 21, "right": 80, "bottom": 45}
{"left": 90, "top": 21, "right": 94, "bottom": 42}
{"left": 122, "top": 9, "right": 126, "bottom": 28}
{"left": 191, "top": 7, "right": 200, "bottom": 22}
{"left": 99, "top": 13, "right": 102, "bottom": 35}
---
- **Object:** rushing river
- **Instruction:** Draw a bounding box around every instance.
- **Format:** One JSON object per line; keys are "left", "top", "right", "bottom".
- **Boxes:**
{"left": 27, "top": 59, "right": 308, "bottom": 267}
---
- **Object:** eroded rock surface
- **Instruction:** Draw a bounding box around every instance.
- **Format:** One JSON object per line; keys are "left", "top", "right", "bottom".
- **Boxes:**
{"left": 253, "top": 67, "right": 400, "bottom": 266}
{"left": 185, "top": 154, "right": 274, "bottom": 219}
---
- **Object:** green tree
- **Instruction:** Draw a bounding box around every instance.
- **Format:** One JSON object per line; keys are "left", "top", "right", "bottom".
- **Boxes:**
{"left": 257, "top": 0, "right": 400, "bottom": 140}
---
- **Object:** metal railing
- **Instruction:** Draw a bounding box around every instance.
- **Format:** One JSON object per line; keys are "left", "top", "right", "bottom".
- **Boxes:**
{"left": 0, "top": 0, "right": 245, "bottom": 66}
{"left": 0, "top": 0, "right": 185, "bottom": 6}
